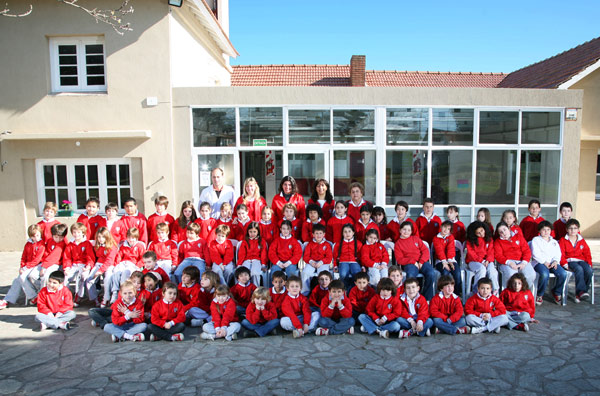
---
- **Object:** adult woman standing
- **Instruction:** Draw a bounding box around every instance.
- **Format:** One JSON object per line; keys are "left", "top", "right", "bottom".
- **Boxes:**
{"left": 307, "top": 179, "right": 335, "bottom": 224}
{"left": 271, "top": 176, "right": 306, "bottom": 225}
{"left": 233, "top": 177, "right": 267, "bottom": 222}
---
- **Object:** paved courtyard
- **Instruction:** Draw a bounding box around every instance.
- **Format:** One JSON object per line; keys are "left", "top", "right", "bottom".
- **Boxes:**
{"left": 1, "top": 246, "right": 599, "bottom": 396}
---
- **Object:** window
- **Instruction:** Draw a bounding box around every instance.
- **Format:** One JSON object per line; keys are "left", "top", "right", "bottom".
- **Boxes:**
{"left": 239, "top": 107, "right": 283, "bottom": 146}
{"left": 333, "top": 109, "right": 375, "bottom": 144}
{"left": 192, "top": 108, "right": 236, "bottom": 147}
{"left": 289, "top": 109, "right": 330, "bottom": 144}
{"left": 386, "top": 108, "right": 428, "bottom": 145}
{"left": 49, "top": 36, "right": 106, "bottom": 93}
{"left": 37, "top": 159, "right": 131, "bottom": 213}
{"left": 433, "top": 108, "right": 473, "bottom": 146}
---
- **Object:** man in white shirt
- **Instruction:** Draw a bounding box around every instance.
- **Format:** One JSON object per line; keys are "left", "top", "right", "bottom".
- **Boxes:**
{"left": 198, "top": 167, "right": 235, "bottom": 218}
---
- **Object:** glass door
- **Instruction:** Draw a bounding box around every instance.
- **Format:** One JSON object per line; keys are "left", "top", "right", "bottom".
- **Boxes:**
{"left": 240, "top": 150, "right": 283, "bottom": 203}
{"left": 286, "top": 151, "right": 329, "bottom": 202}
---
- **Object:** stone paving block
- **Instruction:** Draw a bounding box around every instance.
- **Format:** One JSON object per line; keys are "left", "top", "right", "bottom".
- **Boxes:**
{"left": 0, "top": 378, "right": 22, "bottom": 394}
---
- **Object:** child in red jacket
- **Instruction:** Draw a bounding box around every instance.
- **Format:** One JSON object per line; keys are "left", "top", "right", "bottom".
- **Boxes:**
{"left": 430, "top": 275, "right": 468, "bottom": 335}
{"left": 519, "top": 199, "right": 547, "bottom": 242}
{"left": 269, "top": 271, "right": 287, "bottom": 317}
{"left": 103, "top": 280, "right": 146, "bottom": 342}
{"left": 187, "top": 270, "right": 220, "bottom": 327}
{"left": 63, "top": 222, "right": 96, "bottom": 306}
{"left": 148, "top": 282, "right": 186, "bottom": 341}
{"left": 230, "top": 266, "right": 257, "bottom": 318}
{"left": 237, "top": 222, "right": 268, "bottom": 286}
{"left": 465, "top": 221, "right": 498, "bottom": 295}
{"left": 387, "top": 200, "right": 418, "bottom": 242}
{"left": 433, "top": 221, "right": 462, "bottom": 296}
{"left": 465, "top": 278, "right": 509, "bottom": 334}
{"left": 495, "top": 221, "right": 536, "bottom": 292}
{"left": 87, "top": 227, "right": 118, "bottom": 306}
{"left": 360, "top": 229, "right": 390, "bottom": 287}
{"left": 35, "top": 270, "right": 75, "bottom": 331}
{"left": 177, "top": 266, "right": 201, "bottom": 321}
{"left": 301, "top": 224, "right": 333, "bottom": 294}
{"left": 348, "top": 272, "right": 376, "bottom": 320}
{"left": 333, "top": 224, "right": 363, "bottom": 291}
{"left": 76, "top": 197, "right": 106, "bottom": 243}
{"left": 280, "top": 275, "right": 320, "bottom": 338}
{"left": 207, "top": 225, "right": 235, "bottom": 285}
{"left": 559, "top": 219, "right": 593, "bottom": 303}
{"left": 355, "top": 204, "right": 379, "bottom": 243}
{"left": 37, "top": 201, "right": 60, "bottom": 243}
{"left": 259, "top": 206, "right": 277, "bottom": 247}
{"left": 148, "top": 223, "right": 178, "bottom": 277}
{"left": 326, "top": 200, "right": 350, "bottom": 244}
{"left": 388, "top": 265, "right": 405, "bottom": 296}
{"left": 173, "top": 222, "right": 207, "bottom": 285}
{"left": 201, "top": 285, "right": 241, "bottom": 341}
{"left": 415, "top": 198, "right": 441, "bottom": 245}
{"left": 231, "top": 204, "right": 253, "bottom": 241}
{"left": 358, "top": 278, "right": 402, "bottom": 338}
{"left": 147, "top": 195, "right": 175, "bottom": 244}
{"left": 500, "top": 273, "right": 535, "bottom": 332}
{"left": 446, "top": 205, "right": 466, "bottom": 244}
{"left": 40, "top": 223, "right": 68, "bottom": 289}
{"left": 110, "top": 227, "right": 146, "bottom": 303}
{"left": 315, "top": 279, "right": 355, "bottom": 336}
{"left": 195, "top": 201, "right": 218, "bottom": 243}
{"left": 397, "top": 277, "right": 433, "bottom": 338}
{"left": 280, "top": 203, "right": 303, "bottom": 241}
{"left": 268, "top": 220, "right": 302, "bottom": 280}
{"left": 241, "top": 287, "right": 279, "bottom": 337}
{"left": 139, "top": 272, "right": 163, "bottom": 320}
{"left": 308, "top": 271, "right": 332, "bottom": 310}
{"left": 301, "top": 204, "right": 326, "bottom": 243}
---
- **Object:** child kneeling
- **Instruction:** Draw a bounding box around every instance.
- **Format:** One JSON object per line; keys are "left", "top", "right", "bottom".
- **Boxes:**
{"left": 35, "top": 270, "right": 75, "bottom": 331}
{"left": 149, "top": 282, "right": 186, "bottom": 341}
{"left": 315, "top": 279, "right": 355, "bottom": 336}
{"left": 241, "top": 287, "right": 279, "bottom": 337}
{"left": 104, "top": 280, "right": 146, "bottom": 342}
{"left": 465, "top": 277, "right": 508, "bottom": 334}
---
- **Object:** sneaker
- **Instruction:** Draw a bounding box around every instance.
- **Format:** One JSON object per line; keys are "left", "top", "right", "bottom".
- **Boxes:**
{"left": 435, "top": 328, "right": 441, "bottom": 335}
{"left": 398, "top": 330, "right": 411, "bottom": 339}
{"left": 231, "top": 332, "right": 237, "bottom": 340}
{"left": 425, "top": 328, "right": 431, "bottom": 337}
{"left": 100, "top": 302, "right": 107, "bottom": 308}
{"left": 90, "top": 320, "right": 98, "bottom": 328}
{"left": 347, "top": 327, "right": 354, "bottom": 335}
{"left": 111, "top": 334, "right": 120, "bottom": 343}
{"left": 580, "top": 292, "right": 590, "bottom": 301}
{"left": 132, "top": 333, "right": 145, "bottom": 342}
{"left": 292, "top": 329, "right": 301, "bottom": 339}
{"left": 515, "top": 323, "right": 530, "bottom": 332}
{"left": 471, "top": 326, "right": 486, "bottom": 335}
{"left": 575, "top": 294, "right": 581, "bottom": 303}
{"left": 535, "top": 296, "right": 543, "bottom": 306}
{"left": 457, "top": 326, "right": 470, "bottom": 334}
{"left": 360, "top": 325, "right": 367, "bottom": 333}
{"left": 553, "top": 294, "right": 562, "bottom": 305}
{"left": 171, "top": 333, "right": 184, "bottom": 342}
{"left": 95, "top": 298, "right": 101, "bottom": 308}
{"left": 315, "top": 327, "right": 329, "bottom": 336}
{"left": 73, "top": 295, "right": 80, "bottom": 308}
{"left": 59, "top": 322, "right": 70, "bottom": 331}
{"left": 493, "top": 326, "right": 501, "bottom": 334}
{"left": 0, "top": 300, "right": 8, "bottom": 310}
{"left": 149, "top": 334, "right": 157, "bottom": 342}
{"left": 190, "top": 319, "right": 204, "bottom": 327}
{"left": 40, "top": 323, "right": 47, "bottom": 331}
{"left": 200, "top": 332, "right": 215, "bottom": 340}
{"left": 378, "top": 330, "right": 389, "bottom": 339}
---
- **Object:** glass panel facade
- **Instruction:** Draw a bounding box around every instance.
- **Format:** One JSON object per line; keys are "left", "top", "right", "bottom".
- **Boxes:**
{"left": 476, "top": 150, "right": 517, "bottom": 204}
{"left": 519, "top": 150, "right": 560, "bottom": 204}
{"left": 288, "top": 153, "right": 325, "bottom": 200}
{"left": 333, "top": 150, "right": 376, "bottom": 201}
{"left": 522, "top": 112, "right": 560, "bottom": 144}
{"left": 480, "top": 111, "right": 518, "bottom": 144}
{"left": 386, "top": 150, "right": 427, "bottom": 205}
{"left": 289, "top": 109, "right": 330, "bottom": 144}
{"left": 432, "top": 108, "right": 473, "bottom": 146}
{"left": 333, "top": 109, "right": 374, "bottom": 144}
{"left": 192, "top": 108, "right": 235, "bottom": 147}
{"left": 240, "top": 107, "right": 283, "bottom": 146}
{"left": 431, "top": 150, "right": 472, "bottom": 204}
{"left": 197, "top": 154, "right": 234, "bottom": 193}
{"left": 386, "top": 108, "right": 428, "bottom": 145}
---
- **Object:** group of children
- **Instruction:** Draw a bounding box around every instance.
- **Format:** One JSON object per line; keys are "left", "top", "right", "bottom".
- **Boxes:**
{"left": 0, "top": 189, "right": 594, "bottom": 342}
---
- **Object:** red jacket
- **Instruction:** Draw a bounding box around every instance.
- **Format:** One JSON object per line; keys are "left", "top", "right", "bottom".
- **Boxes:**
{"left": 271, "top": 193, "right": 306, "bottom": 225}
{"left": 119, "top": 213, "right": 148, "bottom": 244}
{"left": 216, "top": 218, "right": 234, "bottom": 238}
{"left": 231, "top": 218, "right": 253, "bottom": 241}
{"left": 347, "top": 199, "right": 371, "bottom": 226}
{"left": 151, "top": 299, "right": 186, "bottom": 327}
{"left": 509, "top": 224, "right": 524, "bottom": 240}
{"left": 171, "top": 219, "right": 191, "bottom": 244}
{"left": 37, "top": 285, "right": 73, "bottom": 314}
{"left": 178, "top": 282, "right": 201, "bottom": 312}
{"left": 333, "top": 239, "right": 363, "bottom": 265}
{"left": 394, "top": 236, "right": 430, "bottom": 266}
{"left": 106, "top": 218, "right": 123, "bottom": 245}
{"left": 148, "top": 239, "right": 178, "bottom": 266}
{"left": 268, "top": 235, "right": 302, "bottom": 265}
{"left": 259, "top": 221, "right": 277, "bottom": 246}
{"left": 62, "top": 240, "right": 95, "bottom": 269}
{"left": 494, "top": 236, "right": 531, "bottom": 265}
{"left": 366, "top": 294, "right": 403, "bottom": 321}
{"left": 301, "top": 218, "right": 326, "bottom": 243}
{"left": 307, "top": 198, "right": 335, "bottom": 224}
{"left": 269, "top": 286, "right": 287, "bottom": 317}
{"left": 325, "top": 215, "right": 352, "bottom": 243}
{"left": 450, "top": 220, "right": 466, "bottom": 243}
{"left": 415, "top": 214, "right": 441, "bottom": 245}
{"left": 142, "top": 267, "right": 170, "bottom": 283}
{"left": 42, "top": 239, "right": 66, "bottom": 268}
{"left": 559, "top": 235, "right": 592, "bottom": 266}
{"left": 245, "top": 301, "right": 278, "bottom": 325}
{"left": 308, "top": 285, "right": 329, "bottom": 308}
{"left": 466, "top": 238, "right": 494, "bottom": 263}
{"left": 348, "top": 286, "right": 376, "bottom": 314}
{"left": 20, "top": 239, "right": 45, "bottom": 269}
{"left": 465, "top": 293, "right": 506, "bottom": 317}
{"left": 360, "top": 242, "right": 389, "bottom": 268}
{"left": 95, "top": 244, "right": 118, "bottom": 274}
{"left": 237, "top": 238, "right": 268, "bottom": 265}
{"left": 111, "top": 296, "right": 145, "bottom": 326}
{"left": 147, "top": 212, "right": 176, "bottom": 244}
{"left": 386, "top": 217, "right": 418, "bottom": 242}
{"left": 320, "top": 294, "right": 353, "bottom": 321}
{"left": 234, "top": 196, "right": 267, "bottom": 222}
{"left": 37, "top": 218, "right": 61, "bottom": 243}
{"left": 399, "top": 293, "right": 430, "bottom": 322}
{"left": 230, "top": 282, "right": 257, "bottom": 308}
{"left": 194, "top": 217, "right": 218, "bottom": 243}
{"left": 139, "top": 287, "right": 162, "bottom": 313}
{"left": 433, "top": 234, "right": 456, "bottom": 261}
{"left": 117, "top": 240, "right": 146, "bottom": 267}
{"left": 77, "top": 213, "right": 106, "bottom": 241}
{"left": 429, "top": 292, "right": 463, "bottom": 322}
{"left": 197, "top": 287, "right": 214, "bottom": 312}
{"left": 210, "top": 296, "right": 239, "bottom": 328}
{"left": 278, "top": 217, "right": 302, "bottom": 241}
{"left": 177, "top": 238, "right": 207, "bottom": 262}
{"left": 303, "top": 239, "right": 333, "bottom": 264}
{"left": 553, "top": 219, "right": 569, "bottom": 241}
{"left": 500, "top": 288, "right": 535, "bottom": 318}
{"left": 355, "top": 220, "right": 379, "bottom": 243}
{"left": 206, "top": 239, "right": 234, "bottom": 266}
{"left": 281, "top": 293, "right": 312, "bottom": 329}
{"left": 376, "top": 223, "right": 390, "bottom": 241}
{"left": 520, "top": 216, "right": 546, "bottom": 242}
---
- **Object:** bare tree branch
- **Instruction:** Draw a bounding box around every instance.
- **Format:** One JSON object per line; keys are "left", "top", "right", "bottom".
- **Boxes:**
{"left": 1, "top": 3, "right": 33, "bottom": 17}
{"left": 59, "top": 0, "right": 134, "bottom": 36}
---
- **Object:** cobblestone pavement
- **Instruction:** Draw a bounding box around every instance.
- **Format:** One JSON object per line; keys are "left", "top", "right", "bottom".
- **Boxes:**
{"left": 1, "top": 244, "right": 599, "bottom": 396}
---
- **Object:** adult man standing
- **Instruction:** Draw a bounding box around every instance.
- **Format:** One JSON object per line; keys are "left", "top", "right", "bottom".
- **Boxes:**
{"left": 198, "top": 167, "right": 235, "bottom": 218}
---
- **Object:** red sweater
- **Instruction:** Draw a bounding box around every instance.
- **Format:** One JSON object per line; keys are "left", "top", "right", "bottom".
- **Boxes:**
{"left": 553, "top": 219, "right": 568, "bottom": 241}
{"left": 20, "top": 239, "right": 45, "bottom": 269}
{"left": 303, "top": 240, "right": 333, "bottom": 264}
{"left": 142, "top": 266, "right": 170, "bottom": 283}
{"left": 520, "top": 216, "right": 546, "bottom": 242}
{"left": 326, "top": 215, "right": 352, "bottom": 244}
{"left": 500, "top": 289, "right": 535, "bottom": 318}
{"left": 333, "top": 239, "right": 363, "bottom": 265}
{"left": 139, "top": 287, "right": 162, "bottom": 313}
{"left": 278, "top": 217, "right": 302, "bottom": 241}
{"left": 197, "top": 287, "right": 214, "bottom": 312}
{"left": 230, "top": 282, "right": 257, "bottom": 308}
{"left": 233, "top": 196, "right": 267, "bottom": 222}
{"left": 42, "top": 239, "right": 66, "bottom": 268}
{"left": 210, "top": 297, "right": 239, "bottom": 328}
{"left": 148, "top": 239, "right": 178, "bottom": 266}
{"left": 37, "top": 218, "right": 61, "bottom": 243}
{"left": 360, "top": 242, "right": 389, "bottom": 268}
{"left": 62, "top": 240, "right": 95, "bottom": 269}
{"left": 494, "top": 236, "right": 531, "bottom": 265}
{"left": 366, "top": 294, "right": 403, "bottom": 321}
{"left": 259, "top": 221, "right": 277, "bottom": 246}
{"left": 37, "top": 285, "right": 73, "bottom": 314}
{"left": 394, "top": 236, "right": 430, "bottom": 266}
{"left": 509, "top": 224, "right": 524, "bottom": 240}
{"left": 178, "top": 282, "right": 201, "bottom": 312}
{"left": 269, "top": 286, "right": 287, "bottom": 317}
{"left": 308, "top": 285, "right": 329, "bottom": 308}
{"left": 429, "top": 292, "right": 463, "bottom": 322}
{"left": 245, "top": 301, "right": 278, "bottom": 324}
{"left": 171, "top": 219, "right": 191, "bottom": 244}
{"left": 355, "top": 220, "right": 379, "bottom": 243}
{"left": 559, "top": 235, "right": 592, "bottom": 266}
{"left": 466, "top": 238, "right": 494, "bottom": 263}
{"left": 450, "top": 220, "right": 466, "bottom": 244}
{"left": 465, "top": 294, "right": 506, "bottom": 317}
{"left": 151, "top": 299, "right": 186, "bottom": 327}
{"left": 320, "top": 294, "right": 353, "bottom": 321}
{"left": 281, "top": 293, "right": 312, "bottom": 328}
{"left": 119, "top": 213, "right": 148, "bottom": 244}
{"left": 399, "top": 293, "right": 429, "bottom": 322}
{"left": 415, "top": 214, "right": 441, "bottom": 245}
{"left": 111, "top": 296, "right": 145, "bottom": 326}
{"left": 106, "top": 218, "right": 123, "bottom": 245}
{"left": 147, "top": 212, "right": 176, "bottom": 244}
{"left": 95, "top": 244, "right": 118, "bottom": 274}
{"left": 177, "top": 238, "right": 207, "bottom": 262}
{"left": 194, "top": 217, "right": 218, "bottom": 243}
{"left": 347, "top": 199, "right": 371, "bottom": 225}
{"left": 231, "top": 218, "right": 253, "bottom": 241}
{"left": 237, "top": 238, "right": 268, "bottom": 265}
{"left": 433, "top": 234, "right": 456, "bottom": 261}
{"left": 301, "top": 218, "right": 326, "bottom": 243}
{"left": 77, "top": 213, "right": 106, "bottom": 241}
{"left": 271, "top": 193, "right": 306, "bottom": 225}
{"left": 268, "top": 236, "right": 302, "bottom": 265}
{"left": 386, "top": 217, "right": 418, "bottom": 242}
{"left": 206, "top": 239, "right": 234, "bottom": 266}
{"left": 117, "top": 240, "right": 146, "bottom": 267}
{"left": 307, "top": 198, "right": 335, "bottom": 224}
{"left": 348, "top": 286, "right": 376, "bottom": 314}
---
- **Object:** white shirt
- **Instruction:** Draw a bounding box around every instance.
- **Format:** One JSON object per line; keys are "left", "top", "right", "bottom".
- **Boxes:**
{"left": 530, "top": 236, "right": 561, "bottom": 265}
{"left": 198, "top": 185, "right": 235, "bottom": 218}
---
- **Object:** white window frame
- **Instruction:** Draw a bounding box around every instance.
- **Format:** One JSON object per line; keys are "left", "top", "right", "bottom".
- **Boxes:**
{"left": 49, "top": 36, "right": 107, "bottom": 93}
{"left": 36, "top": 159, "right": 132, "bottom": 214}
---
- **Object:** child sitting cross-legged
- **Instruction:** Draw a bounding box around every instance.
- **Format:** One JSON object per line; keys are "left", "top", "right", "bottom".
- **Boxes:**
{"left": 500, "top": 273, "right": 536, "bottom": 332}
{"left": 103, "top": 280, "right": 147, "bottom": 342}
{"left": 430, "top": 275, "right": 469, "bottom": 335}
{"left": 241, "top": 287, "right": 280, "bottom": 337}
{"left": 230, "top": 266, "right": 257, "bottom": 318}
{"left": 201, "top": 284, "right": 241, "bottom": 341}
{"left": 358, "top": 278, "right": 402, "bottom": 339}
{"left": 315, "top": 279, "right": 355, "bottom": 336}
{"left": 397, "top": 277, "right": 434, "bottom": 338}
{"left": 465, "top": 277, "right": 509, "bottom": 334}
{"left": 308, "top": 271, "right": 332, "bottom": 312}
{"left": 149, "top": 282, "right": 186, "bottom": 342}
{"left": 187, "top": 270, "right": 220, "bottom": 328}
{"left": 35, "top": 270, "right": 75, "bottom": 331}
{"left": 280, "top": 275, "right": 320, "bottom": 338}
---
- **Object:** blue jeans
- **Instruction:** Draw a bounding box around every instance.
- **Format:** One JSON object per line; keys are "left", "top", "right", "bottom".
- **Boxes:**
{"left": 434, "top": 261, "right": 463, "bottom": 296}
{"left": 172, "top": 258, "right": 206, "bottom": 285}
{"left": 432, "top": 317, "right": 466, "bottom": 335}
{"left": 88, "top": 307, "right": 112, "bottom": 328}
{"left": 318, "top": 316, "right": 355, "bottom": 335}
{"left": 403, "top": 262, "right": 436, "bottom": 300}
{"left": 241, "top": 318, "right": 280, "bottom": 337}
{"left": 534, "top": 263, "right": 567, "bottom": 297}
{"left": 339, "top": 261, "right": 361, "bottom": 290}
{"left": 396, "top": 317, "right": 434, "bottom": 336}
{"left": 506, "top": 311, "right": 531, "bottom": 329}
{"left": 104, "top": 322, "right": 147, "bottom": 339}
{"left": 568, "top": 261, "right": 593, "bottom": 294}
{"left": 270, "top": 264, "right": 298, "bottom": 286}
{"left": 358, "top": 314, "right": 401, "bottom": 335}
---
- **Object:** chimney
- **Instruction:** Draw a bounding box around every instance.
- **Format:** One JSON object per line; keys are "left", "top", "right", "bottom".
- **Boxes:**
{"left": 350, "top": 55, "right": 366, "bottom": 87}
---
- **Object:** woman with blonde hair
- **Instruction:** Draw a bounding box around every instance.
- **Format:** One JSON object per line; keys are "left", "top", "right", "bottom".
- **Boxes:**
{"left": 234, "top": 177, "right": 267, "bottom": 222}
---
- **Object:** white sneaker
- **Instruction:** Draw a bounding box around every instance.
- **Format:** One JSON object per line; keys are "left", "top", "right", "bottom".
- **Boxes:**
{"left": 200, "top": 332, "right": 215, "bottom": 340}
{"left": 171, "top": 333, "right": 184, "bottom": 342}
{"left": 231, "top": 333, "right": 237, "bottom": 340}
{"left": 471, "top": 326, "right": 486, "bottom": 335}
{"left": 315, "top": 327, "right": 329, "bottom": 336}
{"left": 292, "top": 329, "right": 301, "bottom": 339}
{"left": 425, "top": 328, "right": 431, "bottom": 337}
{"left": 132, "top": 333, "right": 145, "bottom": 342}
{"left": 347, "top": 327, "right": 354, "bottom": 335}
{"left": 149, "top": 334, "right": 157, "bottom": 342}
{"left": 0, "top": 300, "right": 8, "bottom": 310}
{"left": 494, "top": 326, "right": 501, "bottom": 334}
{"left": 90, "top": 320, "right": 98, "bottom": 328}
{"left": 40, "top": 323, "right": 47, "bottom": 331}
{"left": 398, "top": 330, "right": 411, "bottom": 339}
{"left": 360, "top": 325, "right": 367, "bottom": 333}
{"left": 378, "top": 330, "right": 389, "bottom": 339}
{"left": 111, "top": 335, "right": 120, "bottom": 343}
{"left": 59, "top": 322, "right": 70, "bottom": 331}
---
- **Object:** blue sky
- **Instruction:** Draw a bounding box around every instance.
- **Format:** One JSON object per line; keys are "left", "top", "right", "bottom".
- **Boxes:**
{"left": 229, "top": 0, "right": 599, "bottom": 73}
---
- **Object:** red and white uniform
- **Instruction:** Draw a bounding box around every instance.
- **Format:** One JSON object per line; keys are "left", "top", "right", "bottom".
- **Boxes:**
{"left": 210, "top": 296, "right": 239, "bottom": 328}
{"left": 139, "top": 287, "right": 162, "bottom": 313}
{"left": 394, "top": 236, "right": 430, "bottom": 266}
{"left": 197, "top": 287, "right": 214, "bottom": 313}
{"left": 559, "top": 234, "right": 592, "bottom": 267}
{"left": 76, "top": 213, "right": 106, "bottom": 241}
{"left": 206, "top": 239, "right": 234, "bottom": 266}
{"left": 42, "top": 239, "right": 66, "bottom": 268}
{"left": 333, "top": 238, "right": 363, "bottom": 266}
{"left": 281, "top": 292, "right": 311, "bottom": 329}
{"left": 307, "top": 198, "right": 335, "bottom": 224}
{"left": 509, "top": 224, "right": 524, "bottom": 240}
{"left": 94, "top": 244, "right": 118, "bottom": 275}
{"left": 326, "top": 214, "right": 352, "bottom": 244}
{"left": 230, "top": 282, "right": 257, "bottom": 308}
{"left": 269, "top": 286, "right": 287, "bottom": 317}
{"left": 450, "top": 219, "right": 466, "bottom": 244}
{"left": 355, "top": 219, "right": 379, "bottom": 243}
{"left": 20, "top": 239, "right": 45, "bottom": 269}
{"left": 147, "top": 212, "right": 176, "bottom": 244}
{"left": 553, "top": 218, "right": 569, "bottom": 241}
{"left": 465, "top": 293, "right": 507, "bottom": 317}
{"left": 429, "top": 292, "right": 463, "bottom": 322}
{"left": 151, "top": 298, "right": 186, "bottom": 327}
{"left": 308, "top": 285, "right": 329, "bottom": 308}
{"left": 348, "top": 286, "right": 376, "bottom": 314}
{"left": 494, "top": 235, "right": 531, "bottom": 265}
{"left": 119, "top": 212, "right": 148, "bottom": 244}
{"left": 415, "top": 213, "right": 441, "bottom": 245}
{"left": 148, "top": 239, "right": 178, "bottom": 267}
{"left": 37, "top": 285, "right": 73, "bottom": 314}
{"left": 259, "top": 220, "right": 277, "bottom": 246}
{"left": 177, "top": 238, "right": 207, "bottom": 262}
{"left": 433, "top": 233, "right": 456, "bottom": 262}
{"left": 111, "top": 296, "right": 145, "bottom": 326}
{"left": 301, "top": 218, "right": 326, "bottom": 243}
{"left": 62, "top": 240, "right": 95, "bottom": 269}
{"left": 519, "top": 215, "right": 548, "bottom": 242}
{"left": 105, "top": 217, "right": 122, "bottom": 244}
{"left": 279, "top": 217, "right": 302, "bottom": 241}
{"left": 500, "top": 288, "right": 535, "bottom": 318}
{"left": 399, "top": 293, "right": 430, "bottom": 322}
{"left": 178, "top": 282, "right": 201, "bottom": 312}
{"left": 116, "top": 240, "right": 146, "bottom": 267}
{"left": 303, "top": 239, "right": 333, "bottom": 265}
{"left": 171, "top": 219, "right": 192, "bottom": 244}
{"left": 347, "top": 199, "right": 371, "bottom": 226}
{"left": 360, "top": 241, "right": 389, "bottom": 268}
{"left": 233, "top": 196, "right": 267, "bottom": 222}
{"left": 268, "top": 235, "right": 302, "bottom": 265}
{"left": 142, "top": 266, "right": 170, "bottom": 283}
{"left": 37, "top": 218, "right": 61, "bottom": 243}
{"left": 320, "top": 294, "right": 353, "bottom": 321}
{"left": 271, "top": 193, "right": 306, "bottom": 225}
{"left": 386, "top": 216, "right": 418, "bottom": 242}
{"left": 194, "top": 217, "right": 218, "bottom": 243}
{"left": 365, "top": 294, "right": 403, "bottom": 322}
{"left": 231, "top": 217, "right": 252, "bottom": 241}
{"left": 237, "top": 238, "right": 268, "bottom": 265}
{"left": 466, "top": 237, "right": 494, "bottom": 263}
{"left": 245, "top": 301, "right": 278, "bottom": 324}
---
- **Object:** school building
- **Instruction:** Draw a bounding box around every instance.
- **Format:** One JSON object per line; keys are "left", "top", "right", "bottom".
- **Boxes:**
{"left": 0, "top": 0, "right": 597, "bottom": 251}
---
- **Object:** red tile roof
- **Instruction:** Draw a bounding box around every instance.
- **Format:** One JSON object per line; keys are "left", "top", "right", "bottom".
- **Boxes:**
{"left": 498, "top": 36, "right": 600, "bottom": 89}
{"left": 231, "top": 65, "right": 505, "bottom": 88}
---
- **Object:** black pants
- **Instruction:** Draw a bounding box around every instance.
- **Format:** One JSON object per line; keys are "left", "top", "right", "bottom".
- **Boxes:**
{"left": 148, "top": 322, "right": 185, "bottom": 341}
